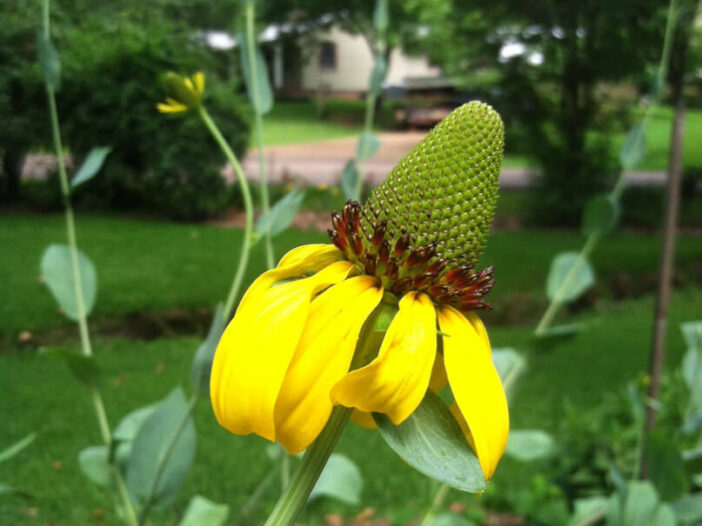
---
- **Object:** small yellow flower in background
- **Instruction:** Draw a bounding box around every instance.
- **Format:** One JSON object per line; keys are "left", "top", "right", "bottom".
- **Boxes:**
{"left": 211, "top": 102, "right": 510, "bottom": 481}
{"left": 156, "top": 72, "right": 205, "bottom": 114}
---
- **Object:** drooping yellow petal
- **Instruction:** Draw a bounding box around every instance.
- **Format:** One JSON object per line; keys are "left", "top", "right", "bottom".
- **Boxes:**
{"left": 156, "top": 101, "right": 188, "bottom": 113}
{"left": 438, "top": 306, "right": 509, "bottom": 481}
{"left": 465, "top": 312, "right": 490, "bottom": 354}
{"left": 350, "top": 410, "right": 377, "bottom": 429}
{"left": 429, "top": 352, "right": 448, "bottom": 393}
{"left": 211, "top": 245, "right": 351, "bottom": 442}
{"left": 277, "top": 244, "right": 341, "bottom": 270}
{"left": 331, "top": 292, "right": 437, "bottom": 425}
{"left": 192, "top": 72, "right": 205, "bottom": 96}
{"left": 274, "top": 276, "right": 382, "bottom": 454}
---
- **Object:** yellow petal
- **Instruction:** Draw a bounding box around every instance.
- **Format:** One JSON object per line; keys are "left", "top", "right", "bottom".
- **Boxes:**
{"left": 274, "top": 276, "right": 382, "bottom": 453}
{"left": 276, "top": 244, "right": 341, "bottom": 270}
{"left": 350, "top": 410, "right": 377, "bottom": 429}
{"left": 438, "top": 306, "right": 509, "bottom": 481}
{"left": 211, "top": 255, "right": 353, "bottom": 442}
{"left": 331, "top": 292, "right": 437, "bottom": 425}
{"left": 192, "top": 72, "right": 205, "bottom": 96}
{"left": 156, "top": 101, "right": 187, "bottom": 113}
{"left": 429, "top": 352, "right": 448, "bottom": 393}
{"left": 184, "top": 76, "right": 196, "bottom": 97}
{"left": 465, "top": 312, "right": 490, "bottom": 355}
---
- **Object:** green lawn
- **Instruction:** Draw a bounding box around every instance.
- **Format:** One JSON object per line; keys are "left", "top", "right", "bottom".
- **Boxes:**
{"left": 1, "top": 212, "right": 701, "bottom": 525}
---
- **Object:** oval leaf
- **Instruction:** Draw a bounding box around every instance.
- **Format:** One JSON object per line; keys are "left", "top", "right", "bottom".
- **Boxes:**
{"left": 42, "top": 346, "right": 101, "bottom": 386}
{"left": 179, "top": 495, "right": 229, "bottom": 526}
{"left": 568, "top": 496, "right": 609, "bottom": 526}
{"left": 546, "top": 252, "right": 595, "bottom": 303}
{"left": 113, "top": 405, "right": 157, "bottom": 443}
{"left": 491, "top": 348, "right": 526, "bottom": 395}
{"left": 623, "top": 481, "right": 659, "bottom": 526}
{"left": 190, "top": 304, "right": 225, "bottom": 395}
{"left": 309, "top": 453, "right": 362, "bottom": 505}
{"left": 505, "top": 430, "right": 555, "bottom": 462}
{"left": 255, "top": 188, "right": 305, "bottom": 239}
{"left": 78, "top": 446, "right": 111, "bottom": 487}
{"left": 239, "top": 31, "right": 273, "bottom": 115}
{"left": 620, "top": 124, "right": 647, "bottom": 171}
{"left": 340, "top": 160, "right": 359, "bottom": 201}
{"left": 37, "top": 32, "right": 61, "bottom": 90}
{"left": 41, "top": 244, "right": 97, "bottom": 320}
{"left": 582, "top": 193, "right": 620, "bottom": 236}
{"left": 534, "top": 323, "right": 585, "bottom": 341}
{"left": 126, "top": 387, "right": 197, "bottom": 508}
{"left": 71, "top": 147, "right": 112, "bottom": 188}
{"left": 673, "top": 494, "right": 702, "bottom": 523}
{"left": 374, "top": 390, "right": 486, "bottom": 493}
{"left": 357, "top": 133, "right": 380, "bottom": 161}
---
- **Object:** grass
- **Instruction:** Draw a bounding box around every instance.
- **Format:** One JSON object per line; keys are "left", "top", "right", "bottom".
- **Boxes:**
{"left": 1, "top": 212, "right": 701, "bottom": 524}
{"left": 261, "top": 102, "right": 702, "bottom": 173}
{"left": 1, "top": 213, "right": 701, "bottom": 340}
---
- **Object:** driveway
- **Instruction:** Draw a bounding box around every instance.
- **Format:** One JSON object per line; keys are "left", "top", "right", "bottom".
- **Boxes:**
{"left": 229, "top": 131, "right": 666, "bottom": 189}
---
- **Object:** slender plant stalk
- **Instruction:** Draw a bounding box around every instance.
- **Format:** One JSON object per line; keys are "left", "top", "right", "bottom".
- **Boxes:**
{"left": 245, "top": 2, "right": 274, "bottom": 268}
{"left": 197, "top": 107, "right": 255, "bottom": 320}
{"left": 419, "top": 483, "right": 450, "bottom": 526}
{"left": 533, "top": 0, "right": 679, "bottom": 336}
{"left": 353, "top": 55, "right": 383, "bottom": 201}
{"left": 137, "top": 392, "right": 199, "bottom": 526}
{"left": 41, "top": 2, "right": 138, "bottom": 525}
{"left": 263, "top": 407, "right": 351, "bottom": 526}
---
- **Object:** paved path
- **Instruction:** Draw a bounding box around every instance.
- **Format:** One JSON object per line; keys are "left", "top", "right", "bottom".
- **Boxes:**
{"left": 228, "top": 131, "right": 666, "bottom": 189}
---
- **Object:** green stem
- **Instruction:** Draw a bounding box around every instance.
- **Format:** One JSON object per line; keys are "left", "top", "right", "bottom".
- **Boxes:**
{"left": 263, "top": 407, "right": 351, "bottom": 526}
{"left": 42, "top": 2, "right": 138, "bottom": 525}
{"left": 137, "top": 392, "right": 199, "bottom": 526}
{"left": 419, "top": 483, "right": 450, "bottom": 526}
{"left": 245, "top": 2, "right": 274, "bottom": 269}
{"left": 198, "top": 106, "right": 255, "bottom": 320}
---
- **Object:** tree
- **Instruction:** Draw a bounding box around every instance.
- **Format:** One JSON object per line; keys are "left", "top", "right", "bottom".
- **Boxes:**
{"left": 413, "top": 0, "right": 670, "bottom": 225}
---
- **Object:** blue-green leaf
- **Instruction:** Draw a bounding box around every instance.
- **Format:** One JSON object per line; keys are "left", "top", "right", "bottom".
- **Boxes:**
{"left": 71, "top": 147, "right": 112, "bottom": 188}
{"left": 37, "top": 32, "right": 60, "bottom": 90}
{"left": 239, "top": 31, "right": 273, "bottom": 115}
{"left": 534, "top": 323, "right": 585, "bottom": 341}
{"left": 309, "top": 453, "right": 362, "bottom": 505}
{"left": 78, "top": 446, "right": 111, "bottom": 487}
{"left": 568, "top": 496, "right": 609, "bottom": 526}
{"left": 374, "top": 390, "right": 486, "bottom": 493}
{"left": 622, "top": 481, "right": 658, "bottom": 526}
{"left": 582, "top": 193, "right": 620, "bottom": 236}
{"left": 432, "top": 514, "right": 477, "bottom": 526}
{"left": 357, "top": 133, "right": 380, "bottom": 161}
{"left": 373, "top": 0, "right": 389, "bottom": 34}
{"left": 179, "top": 495, "right": 229, "bottom": 526}
{"left": 491, "top": 348, "right": 526, "bottom": 395}
{"left": 255, "top": 188, "right": 305, "bottom": 239}
{"left": 620, "top": 124, "right": 647, "bottom": 170}
{"left": 126, "top": 388, "right": 196, "bottom": 507}
{"left": 113, "top": 405, "right": 156, "bottom": 443}
{"left": 674, "top": 494, "right": 702, "bottom": 523}
{"left": 41, "top": 244, "right": 97, "bottom": 320}
{"left": 505, "top": 430, "right": 555, "bottom": 462}
{"left": 190, "top": 304, "right": 225, "bottom": 395}
{"left": 546, "top": 252, "right": 595, "bottom": 303}
{"left": 340, "top": 160, "right": 359, "bottom": 200}
{"left": 41, "top": 346, "right": 100, "bottom": 386}
{"left": 646, "top": 430, "right": 688, "bottom": 502}
{"left": 0, "top": 434, "right": 36, "bottom": 464}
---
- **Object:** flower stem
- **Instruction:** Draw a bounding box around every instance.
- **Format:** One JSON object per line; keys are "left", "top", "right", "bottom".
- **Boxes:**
{"left": 197, "top": 106, "right": 255, "bottom": 320}
{"left": 353, "top": 63, "right": 381, "bottom": 201}
{"left": 42, "top": 2, "right": 138, "bottom": 525}
{"left": 263, "top": 406, "right": 352, "bottom": 526}
{"left": 245, "top": 1, "right": 275, "bottom": 269}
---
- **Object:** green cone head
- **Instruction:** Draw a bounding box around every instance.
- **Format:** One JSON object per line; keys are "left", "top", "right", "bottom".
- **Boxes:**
{"left": 361, "top": 101, "right": 504, "bottom": 266}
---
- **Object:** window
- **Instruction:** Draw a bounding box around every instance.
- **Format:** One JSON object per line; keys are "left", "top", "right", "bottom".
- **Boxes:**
{"left": 319, "top": 42, "right": 337, "bottom": 70}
